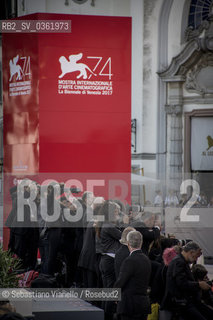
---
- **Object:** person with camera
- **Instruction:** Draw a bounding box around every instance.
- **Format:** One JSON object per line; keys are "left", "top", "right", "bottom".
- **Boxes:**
{"left": 161, "top": 241, "right": 213, "bottom": 320}
{"left": 130, "top": 211, "right": 161, "bottom": 256}
{"left": 192, "top": 264, "right": 213, "bottom": 309}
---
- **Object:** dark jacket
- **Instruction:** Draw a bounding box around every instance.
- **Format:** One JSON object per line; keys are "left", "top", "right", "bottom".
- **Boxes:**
{"left": 161, "top": 253, "right": 200, "bottom": 310}
{"left": 100, "top": 222, "right": 122, "bottom": 254}
{"left": 78, "top": 221, "right": 97, "bottom": 271}
{"left": 114, "top": 244, "right": 130, "bottom": 279}
{"left": 114, "top": 249, "right": 151, "bottom": 316}
{"left": 74, "top": 202, "right": 93, "bottom": 253}
{"left": 150, "top": 262, "right": 166, "bottom": 304}
{"left": 130, "top": 221, "right": 160, "bottom": 255}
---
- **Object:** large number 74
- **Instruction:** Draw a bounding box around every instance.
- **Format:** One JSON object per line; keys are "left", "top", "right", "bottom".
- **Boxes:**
{"left": 87, "top": 57, "right": 113, "bottom": 80}
{"left": 180, "top": 179, "right": 200, "bottom": 222}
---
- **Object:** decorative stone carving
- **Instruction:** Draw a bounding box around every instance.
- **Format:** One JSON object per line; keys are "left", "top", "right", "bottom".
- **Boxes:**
{"left": 185, "top": 20, "right": 209, "bottom": 42}
{"left": 185, "top": 53, "right": 213, "bottom": 94}
{"left": 165, "top": 104, "right": 182, "bottom": 115}
{"left": 159, "top": 17, "right": 213, "bottom": 81}
{"left": 201, "top": 35, "right": 213, "bottom": 51}
{"left": 158, "top": 39, "right": 200, "bottom": 80}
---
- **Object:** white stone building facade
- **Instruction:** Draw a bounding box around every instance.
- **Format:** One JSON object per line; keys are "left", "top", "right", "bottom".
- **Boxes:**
{"left": 0, "top": 0, "right": 213, "bottom": 204}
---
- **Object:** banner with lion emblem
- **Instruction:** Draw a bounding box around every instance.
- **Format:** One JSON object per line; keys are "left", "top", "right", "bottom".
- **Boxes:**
{"left": 191, "top": 117, "right": 213, "bottom": 170}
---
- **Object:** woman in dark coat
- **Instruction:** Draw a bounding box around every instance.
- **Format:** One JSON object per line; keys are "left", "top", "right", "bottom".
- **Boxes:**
{"left": 78, "top": 204, "right": 103, "bottom": 288}
{"left": 98, "top": 200, "right": 129, "bottom": 320}
{"left": 73, "top": 191, "right": 94, "bottom": 286}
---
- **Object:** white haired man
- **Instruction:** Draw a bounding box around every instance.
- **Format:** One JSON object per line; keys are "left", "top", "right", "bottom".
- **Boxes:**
{"left": 114, "top": 231, "right": 151, "bottom": 320}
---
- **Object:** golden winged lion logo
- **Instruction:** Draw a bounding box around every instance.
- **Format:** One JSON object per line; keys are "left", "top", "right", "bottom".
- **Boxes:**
{"left": 207, "top": 135, "right": 213, "bottom": 151}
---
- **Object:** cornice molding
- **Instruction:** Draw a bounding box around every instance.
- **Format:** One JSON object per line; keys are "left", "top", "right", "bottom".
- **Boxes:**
{"left": 131, "top": 153, "right": 156, "bottom": 160}
{"left": 158, "top": 39, "right": 201, "bottom": 80}
{"left": 158, "top": 19, "right": 213, "bottom": 82}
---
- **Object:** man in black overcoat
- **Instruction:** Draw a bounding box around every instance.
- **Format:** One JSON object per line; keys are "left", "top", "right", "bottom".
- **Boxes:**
{"left": 161, "top": 241, "right": 213, "bottom": 320}
{"left": 114, "top": 226, "right": 135, "bottom": 279}
{"left": 114, "top": 230, "right": 151, "bottom": 320}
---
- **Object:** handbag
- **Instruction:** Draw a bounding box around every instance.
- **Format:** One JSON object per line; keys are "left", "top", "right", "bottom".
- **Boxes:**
{"left": 18, "top": 270, "right": 39, "bottom": 288}
{"left": 147, "top": 303, "right": 159, "bottom": 320}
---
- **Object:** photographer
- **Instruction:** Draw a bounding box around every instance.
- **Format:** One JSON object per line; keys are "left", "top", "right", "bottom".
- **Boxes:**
{"left": 130, "top": 211, "right": 161, "bottom": 256}
{"left": 192, "top": 264, "right": 213, "bottom": 309}
{"left": 161, "top": 241, "right": 213, "bottom": 320}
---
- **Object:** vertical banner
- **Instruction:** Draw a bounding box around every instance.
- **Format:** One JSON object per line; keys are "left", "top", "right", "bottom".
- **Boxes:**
{"left": 3, "top": 13, "right": 131, "bottom": 248}
{"left": 38, "top": 14, "right": 131, "bottom": 175}
{"left": 2, "top": 28, "right": 39, "bottom": 248}
{"left": 191, "top": 117, "right": 213, "bottom": 170}
{"left": 3, "top": 32, "right": 39, "bottom": 175}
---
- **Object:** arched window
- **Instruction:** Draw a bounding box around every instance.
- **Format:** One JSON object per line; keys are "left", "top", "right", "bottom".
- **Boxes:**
{"left": 188, "top": 0, "right": 213, "bottom": 29}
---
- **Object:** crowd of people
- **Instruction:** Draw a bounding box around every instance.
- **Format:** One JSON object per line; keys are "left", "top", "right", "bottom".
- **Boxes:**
{"left": 4, "top": 182, "right": 213, "bottom": 320}
{"left": 153, "top": 189, "right": 213, "bottom": 208}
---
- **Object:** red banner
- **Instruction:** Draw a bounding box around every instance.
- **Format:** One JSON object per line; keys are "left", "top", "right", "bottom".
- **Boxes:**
{"left": 3, "top": 13, "right": 131, "bottom": 246}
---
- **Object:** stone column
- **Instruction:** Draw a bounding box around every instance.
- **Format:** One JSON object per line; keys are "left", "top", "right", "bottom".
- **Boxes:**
{"left": 165, "top": 104, "right": 183, "bottom": 191}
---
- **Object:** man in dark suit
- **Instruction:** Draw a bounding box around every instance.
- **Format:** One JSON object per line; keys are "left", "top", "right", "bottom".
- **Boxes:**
{"left": 114, "top": 231, "right": 151, "bottom": 320}
{"left": 161, "top": 241, "right": 213, "bottom": 320}
{"left": 114, "top": 226, "right": 135, "bottom": 279}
